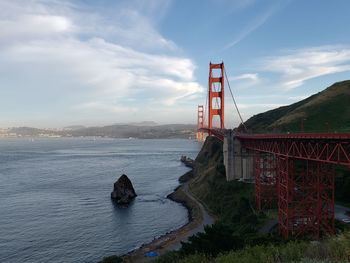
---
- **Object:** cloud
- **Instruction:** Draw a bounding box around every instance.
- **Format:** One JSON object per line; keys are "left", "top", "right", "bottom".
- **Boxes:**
{"left": 287, "top": 95, "right": 309, "bottom": 101}
{"left": 229, "top": 73, "right": 259, "bottom": 82}
{"left": 74, "top": 101, "right": 138, "bottom": 114}
{"left": 211, "top": 0, "right": 256, "bottom": 13}
{"left": 223, "top": 1, "right": 287, "bottom": 50}
{"left": 0, "top": 0, "right": 203, "bottom": 126}
{"left": 227, "top": 73, "right": 260, "bottom": 91}
{"left": 260, "top": 45, "right": 350, "bottom": 89}
{"left": 237, "top": 103, "right": 286, "bottom": 109}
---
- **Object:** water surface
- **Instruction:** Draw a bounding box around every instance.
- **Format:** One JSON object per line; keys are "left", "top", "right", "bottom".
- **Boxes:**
{"left": 0, "top": 137, "right": 199, "bottom": 263}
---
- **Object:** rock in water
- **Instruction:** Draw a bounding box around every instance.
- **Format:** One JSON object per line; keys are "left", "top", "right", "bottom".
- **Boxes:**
{"left": 111, "top": 174, "right": 137, "bottom": 204}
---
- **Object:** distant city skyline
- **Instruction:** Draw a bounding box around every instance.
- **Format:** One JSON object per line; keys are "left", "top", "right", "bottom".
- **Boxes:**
{"left": 1, "top": 0, "right": 350, "bottom": 128}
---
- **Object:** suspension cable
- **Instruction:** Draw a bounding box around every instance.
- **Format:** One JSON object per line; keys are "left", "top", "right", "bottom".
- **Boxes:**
{"left": 224, "top": 68, "right": 247, "bottom": 132}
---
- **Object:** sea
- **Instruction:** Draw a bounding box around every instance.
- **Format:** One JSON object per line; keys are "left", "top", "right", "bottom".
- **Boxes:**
{"left": 0, "top": 137, "right": 200, "bottom": 263}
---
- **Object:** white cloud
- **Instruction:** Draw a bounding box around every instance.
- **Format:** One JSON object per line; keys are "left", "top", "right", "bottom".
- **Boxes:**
{"left": 287, "top": 95, "right": 309, "bottom": 101}
{"left": 223, "top": 1, "right": 288, "bottom": 50}
{"left": 229, "top": 73, "right": 259, "bottom": 82}
{"left": 0, "top": 0, "right": 203, "bottom": 126}
{"left": 237, "top": 103, "right": 286, "bottom": 109}
{"left": 74, "top": 101, "right": 138, "bottom": 114}
{"left": 0, "top": 14, "right": 74, "bottom": 39}
{"left": 261, "top": 45, "right": 350, "bottom": 89}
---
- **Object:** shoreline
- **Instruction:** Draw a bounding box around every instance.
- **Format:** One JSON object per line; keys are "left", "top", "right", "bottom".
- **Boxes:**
{"left": 122, "top": 170, "right": 214, "bottom": 262}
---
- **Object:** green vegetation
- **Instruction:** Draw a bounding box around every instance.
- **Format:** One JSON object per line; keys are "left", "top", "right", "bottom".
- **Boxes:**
{"left": 335, "top": 166, "right": 350, "bottom": 206}
{"left": 154, "top": 136, "right": 350, "bottom": 263}
{"left": 244, "top": 80, "right": 350, "bottom": 133}
{"left": 154, "top": 137, "right": 279, "bottom": 262}
{"left": 97, "top": 255, "right": 123, "bottom": 263}
{"left": 157, "top": 230, "right": 350, "bottom": 263}
{"left": 8, "top": 123, "right": 196, "bottom": 139}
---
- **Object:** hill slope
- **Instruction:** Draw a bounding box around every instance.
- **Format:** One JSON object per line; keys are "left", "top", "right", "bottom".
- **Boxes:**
{"left": 244, "top": 80, "right": 350, "bottom": 133}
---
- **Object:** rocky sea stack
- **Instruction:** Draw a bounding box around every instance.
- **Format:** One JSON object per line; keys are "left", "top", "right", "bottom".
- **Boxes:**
{"left": 111, "top": 174, "right": 137, "bottom": 204}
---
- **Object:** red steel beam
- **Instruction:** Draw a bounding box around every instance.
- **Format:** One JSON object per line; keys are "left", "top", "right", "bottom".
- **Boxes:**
{"left": 255, "top": 152, "right": 277, "bottom": 210}
{"left": 199, "top": 128, "right": 226, "bottom": 141}
{"left": 277, "top": 158, "right": 335, "bottom": 239}
{"left": 237, "top": 134, "right": 350, "bottom": 166}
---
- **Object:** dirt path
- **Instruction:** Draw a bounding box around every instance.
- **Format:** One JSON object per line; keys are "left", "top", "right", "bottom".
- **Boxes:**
{"left": 122, "top": 181, "right": 215, "bottom": 262}
{"left": 167, "top": 183, "right": 215, "bottom": 251}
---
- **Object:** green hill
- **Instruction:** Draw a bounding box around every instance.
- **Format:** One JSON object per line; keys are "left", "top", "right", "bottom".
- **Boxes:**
{"left": 244, "top": 80, "right": 350, "bottom": 133}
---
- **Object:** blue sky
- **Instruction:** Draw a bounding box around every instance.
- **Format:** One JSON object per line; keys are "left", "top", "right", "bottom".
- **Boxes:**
{"left": 1, "top": 0, "right": 350, "bottom": 128}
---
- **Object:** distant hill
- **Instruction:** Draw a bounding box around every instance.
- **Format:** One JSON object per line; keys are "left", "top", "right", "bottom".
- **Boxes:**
{"left": 243, "top": 80, "right": 350, "bottom": 133}
{"left": 62, "top": 123, "right": 196, "bottom": 139}
{"left": 63, "top": 125, "right": 86, "bottom": 130}
{"left": 9, "top": 127, "right": 52, "bottom": 136}
{"left": 8, "top": 124, "right": 197, "bottom": 139}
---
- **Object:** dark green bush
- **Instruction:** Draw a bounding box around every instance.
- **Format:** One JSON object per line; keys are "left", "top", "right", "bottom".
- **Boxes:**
{"left": 97, "top": 255, "right": 123, "bottom": 263}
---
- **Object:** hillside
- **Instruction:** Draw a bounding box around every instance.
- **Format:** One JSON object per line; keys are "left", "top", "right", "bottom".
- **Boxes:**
{"left": 62, "top": 124, "right": 196, "bottom": 139}
{"left": 7, "top": 124, "right": 196, "bottom": 139}
{"left": 152, "top": 136, "right": 350, "bottom": 263}
{"left": 244, "top": 80, "right": 350, "bottom": 133}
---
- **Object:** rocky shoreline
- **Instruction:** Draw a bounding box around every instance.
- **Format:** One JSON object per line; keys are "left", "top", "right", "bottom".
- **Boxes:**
{"left": 121, "top": 169, "right": 209, "bottom": 262}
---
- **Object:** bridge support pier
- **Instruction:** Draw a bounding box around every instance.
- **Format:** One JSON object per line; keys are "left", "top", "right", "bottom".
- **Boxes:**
{"left": 223, "top": 130, "right": 253, "bottom": 181}
{"left": 277, "top": 158, "right": 335, "bottom": 239}
{"left": 254, "top": 152, "right": 277, "bottom": 210}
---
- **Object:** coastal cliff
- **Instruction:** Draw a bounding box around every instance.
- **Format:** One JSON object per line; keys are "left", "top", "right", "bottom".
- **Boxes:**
{"left": 154, "top": 136, "right": 350, "bottom": 263}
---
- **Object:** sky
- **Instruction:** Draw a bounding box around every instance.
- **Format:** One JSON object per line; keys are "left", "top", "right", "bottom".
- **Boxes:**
{"left": 1, "top": 0, "right": 350, "bottom": 128}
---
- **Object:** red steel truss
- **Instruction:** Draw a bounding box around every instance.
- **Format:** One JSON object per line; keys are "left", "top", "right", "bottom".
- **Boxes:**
{"left": 237, "top": 133, "right": 350, "bottom": 167}
{"left": 255, "top": 152, "right": 277, "bottom": 210}
{"left": 277, "top": 158, "right": 335, "bottom": 239}
{"left": 237, "top": 133, "right": 348, "bottom": 239}
{"left": 199, "top": 127, "right": 226, "bottom": 141}
{"left": 197, "top": 62, "right": 350, "bottom": 239}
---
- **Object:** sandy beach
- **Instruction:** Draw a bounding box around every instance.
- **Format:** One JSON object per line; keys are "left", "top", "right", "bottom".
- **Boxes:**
{"left": 122, "top": 179, "right": 215, "bottom": 263}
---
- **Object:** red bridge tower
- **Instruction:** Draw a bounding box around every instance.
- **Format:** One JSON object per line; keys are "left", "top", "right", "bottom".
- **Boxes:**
{"left": 208, "top": 62, "right": 225, "bottom": 132}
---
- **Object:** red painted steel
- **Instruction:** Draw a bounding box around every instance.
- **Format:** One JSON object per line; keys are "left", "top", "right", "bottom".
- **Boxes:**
{"left": 277, "top": 156, "right": 292, "bottom": 239}
{"left": 198, "top": 62, "right": 350, "bottom": 239}
{"left": 237, "top": 133, "right": 350, "bottom": 167}
{"left": 277, "top": 158, "right": 335, "bottom": 239}
{"left": 208, "top": 62, "right": 225, "bottom": 132}
{"left": 199, "top": 127, "right": 225, "bottom": 141}
{"left": 255, "top": 152, "right": 277, "bottom": 210}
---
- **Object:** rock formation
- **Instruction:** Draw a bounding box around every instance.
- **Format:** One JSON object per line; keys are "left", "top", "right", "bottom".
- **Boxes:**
{"left": 111, "top": 174, "right": 137, "bottom": 204}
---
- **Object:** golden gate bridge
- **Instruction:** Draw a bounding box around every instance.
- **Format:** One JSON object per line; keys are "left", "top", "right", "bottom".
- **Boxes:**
{"left": 196, "top": 62, "right": 350, "bottom": 239}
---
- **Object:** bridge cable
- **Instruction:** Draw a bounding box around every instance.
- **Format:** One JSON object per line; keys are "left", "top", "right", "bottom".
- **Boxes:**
{"left": 224, "top": 68, "right": 247, "bottom": 132}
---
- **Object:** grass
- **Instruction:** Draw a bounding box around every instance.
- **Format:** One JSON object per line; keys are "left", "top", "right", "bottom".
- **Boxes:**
{"left": 244, "top": 80, "right": 350, "bottom": 133}
{"left": 161, "top": 230, "right": 350, "bottom": 263}
{"left": 154, "top": 137, "right": 277, "bottom": 262}
{"left": 153, "top": 135, "right": 350, "bottom": 263}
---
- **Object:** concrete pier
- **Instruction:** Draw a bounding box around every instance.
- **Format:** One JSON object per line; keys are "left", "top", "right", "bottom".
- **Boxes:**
{"left": 223, "top": 130, "right": 254, "bottom": 181}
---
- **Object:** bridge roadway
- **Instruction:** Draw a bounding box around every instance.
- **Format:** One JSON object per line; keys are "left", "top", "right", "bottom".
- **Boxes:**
{"left": 199, "top": 128, "right": 350, "bottom": 239}
{"left": 200, "top": 128, "right": 350, "bottom": 168}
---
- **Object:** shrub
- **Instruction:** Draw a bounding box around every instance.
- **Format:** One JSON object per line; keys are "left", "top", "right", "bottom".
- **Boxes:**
{"left": 97, "top": 255, "right": 123, "bottom": 263}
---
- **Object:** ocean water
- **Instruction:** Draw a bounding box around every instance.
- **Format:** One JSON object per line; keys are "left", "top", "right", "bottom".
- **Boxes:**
{"left": 0, "top": 137, "right": 200, "bottom": 263}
